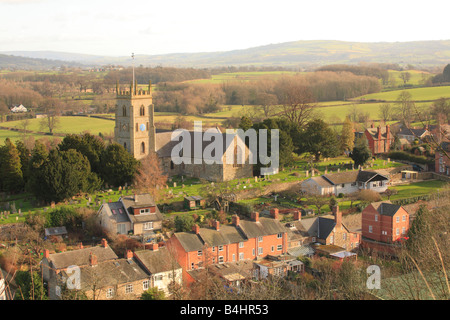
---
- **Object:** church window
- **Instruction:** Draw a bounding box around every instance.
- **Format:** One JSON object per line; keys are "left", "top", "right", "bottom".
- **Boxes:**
{"left": 140, "top": 106, "right": 145, "bottom": 116}
{"left": 124, "top": 142, "right": 127, "bottom": 150}
{"left": 170, "top": 160, "right": 175, "bottom": 170}
{"left": 122, "top": 106, "right": 126, "bottom": 117}
{"left": 136, "top": 123, "right": 138, "bottom": 132}
{"left": 141, "top": 142, "right": 145, "bottom": 154}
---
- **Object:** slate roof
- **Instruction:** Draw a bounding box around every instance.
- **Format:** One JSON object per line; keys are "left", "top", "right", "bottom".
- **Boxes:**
{"left": 398, "top": 127, "right": 428, "bottom": 137}
{"left": 134, "top": 247, "right": 181, "bottom": 275}
{"left": 238, "top": 217, "right": 286, "bottom": 239}
{"left": 366, "top": 127, "right": 391, "bottom": 140}
{"left": 44, "top": 226, "right": 67, "bottom": 237}
{"left": 317, "top": 217, "right": 336, "bottom": 240}
{"left": 155, "top": 128, "right": 249, "bottom": 161}
{"left": 198, "top": 225, "right": 246, "bottom": 247}
{"left": 174, "top": 232, "right": 205, "bottom": 252}
{"left": 323, "top": 171, "right": 359, "bottom": 184}
{"left": 72, "top": 258, "right": 149, "bottom": 291}
{"left": 371, "top": 201, "right": 402, "bottom": 217}
{"left": 308, "top": 176, "right": 334, "bottom": 187}
{"left": 120, "top": 194, "right": 164, "bottom": 224}
{"left": 47, "top": 246, "right": 118, "bottom": 270}
{"left": 100, "top": 202, "right": 130, "bottom": 224}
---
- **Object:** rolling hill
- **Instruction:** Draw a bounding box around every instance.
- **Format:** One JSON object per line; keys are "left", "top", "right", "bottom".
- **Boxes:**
{"left": 2, "top": 40, "right": 450, "bottom": 69}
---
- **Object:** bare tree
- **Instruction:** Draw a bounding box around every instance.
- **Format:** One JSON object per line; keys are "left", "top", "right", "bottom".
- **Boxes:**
{"left": 133, "top": 153, "right": 168, "bottom": 202}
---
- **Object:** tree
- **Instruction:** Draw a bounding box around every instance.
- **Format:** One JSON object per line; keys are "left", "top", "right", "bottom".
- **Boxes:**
{"left": 140, "top": 287, "right": 166, "bottom": 300}
{"left": 357, "top": 189, "right": 381, "bottom": 204}
{"left": 238, "top": 116, "right": 253, "bottom": 131}
{"left": 133, "top": 153, "right": 168, "bottom": 201}
{"left": 174, "top": 215, "right": 195, "bottom": 232}
{"left": 340, "top": 117, "right": 354, "bottom": 154}
{"left": 384, "top": 188, "right": 398, "bottom": 200}
{"left": 399, "top": 72, "right": 411, "bottom": 85}
{"left": 395, "top": 91, "right": 415, "bottom": 126}
{"left": 39, "top": 97, "right": 62, "bottom": 134}
{"left": 0, "top": 138, "right": 24, "bottom": 193}
{"left": 349, "top": 137, "right": 372, "bottom": 168}
{"left": 306, "top": 194, "right": 329, "bottom": 214}
{"left": 29, "top": 149, "right": 99, "bottom": 203}
{"left": 378, "top": 103, "right": 393, "bottom": 123}
{"left": 274, "top": 76, "right": 316, "bottom": 127}
{"left": 299, "top": 119, "right": 339, "bottom": 161}
{"left": 14, "top": 270, "right": 47, "bottom": 300}
{"left": 99, "top": 143, "right": 139, "bottom": 187}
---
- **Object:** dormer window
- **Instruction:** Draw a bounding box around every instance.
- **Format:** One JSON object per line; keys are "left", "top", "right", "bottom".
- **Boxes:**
{"left": 140, "top": 208, "right": 150, "bottom": 214}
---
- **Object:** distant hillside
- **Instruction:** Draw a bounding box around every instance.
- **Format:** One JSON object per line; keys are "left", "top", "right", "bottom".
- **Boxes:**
{"left": 2, "top": 40, "right": 450, "bottom": 69}
{"left": 0, "top": 53, "right": 85, "bottom": 70}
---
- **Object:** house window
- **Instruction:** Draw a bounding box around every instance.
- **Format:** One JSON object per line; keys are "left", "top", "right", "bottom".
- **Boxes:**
{"left": 143, "top": 280, "right": 149, "bottom": 291}
{"left": 277, "top": 245, "right": 282, "bottom": 251}
{"left": 232, "top": 254, "right": 235, "bottom": 261}
{"left": 125, "top": 284, "right": 133, "bottom": 294}
{"left": 218, "top": 245, "right": 223, "bottom": 251}
{"left": 252, "top": 248, "right": 255, "bottom": 256}
{"left": 402, "top": 215, "right": 406, "bottom": 221}
{"left": 402, "top": 227, "right": 406, "bottom": 234}
{"left": 117, "top": 223, "right": 126, "bottom": 235}
{"left": 369, "top": 225, "right": 373, "bottom": 233}
{"left": 351, "top": 182, "right": 357, "bottom": 186}
{"left": 212, "top": 257, "right": 215, "bottom": 264}
{"left": 271, "top": 246, "right": 274, "bottom": 252}
{"left": 197, "top": 250, "right": 202, "bottom": 256}
{"left": 212, "top": 246, "right": 216, "bottom": 252}
{"left": 277, "top": 233, "right": 282, "bottom": 239}
{"left": 191, "top": 263, "right": 195, "bottom": 270}
{"left": 239, "top": 253, "right": 244, "bottom": 260}
{"left": 143, "top": 222, "right": 153, "bottom": 230}
{"left": 106, "top": 288, "right": 114, "bottom": 298}
{"left": 258, "top": 236, "right": 263, "bottom": 242}
{"left": 341, "top": 184, "right": 345, "bottom": 188}
{"left": 343, "top": 233, "right": 347, "bottom": 240}
{"left": 330, "top": 235, "right": 334, "bottom": 244}
{"left": 239, "top": 242, "right": 244, "bottom": 248}
{"left": 218, "top": 256, "right": 224, "bottom": 264}
{"left": 258, "top": 247, "right": 263, "bottom": 255}
{"left": 375, "top": 215, "right": 378, "bottom": 222}
{"left": 396, "top": 217, "right": 400, "bottom": 223}
{"left": 396, "top": 228, "right": 400, "bottom": 235}
{"left": 154, "top": 275, "right": 163, "bottom": 281}
{"left": 140, "top": 208, "right": 150, "bottom": 214}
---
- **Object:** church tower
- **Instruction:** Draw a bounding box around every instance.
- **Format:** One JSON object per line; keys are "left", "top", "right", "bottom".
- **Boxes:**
{"left": 114, "top": 80, "right": 156, "bottom": 160}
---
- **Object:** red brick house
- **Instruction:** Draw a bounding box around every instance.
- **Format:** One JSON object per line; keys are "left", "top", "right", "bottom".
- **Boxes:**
{"left": 166, "top": 210, "right": 288, "bottom": 285}
{"left": 364, "top": 124, "right": 394, "bottom": 155}
{"left": 435, "top": 141, "right": 450, "bottom": 175}
{"left": 362, "top": 201, "right": 410, "bottom": 243}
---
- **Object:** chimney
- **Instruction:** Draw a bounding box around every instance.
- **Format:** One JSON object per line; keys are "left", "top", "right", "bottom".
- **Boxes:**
{"left": 332, "top": 205, "right": 342, "bottom": 229}
{"left": 89, "top": 252, "right": 98, "bottom": 266}
{"left": 192, "top": 224, "right": 200, "bottom": 235}
{"left": 371, "top": 123, "right": 374, "bottom": 128}
{"left": 79, "top": 242, "right": 84, "bottom": 249}
{"left": 293, "top": 210, "right": 301, "bottom": 221}
{"left": 134, "top": 193, "right": 138, "bottom": 202}
{"left": 270, "top": 208, "right": 279, "bottom": 220}
{"left": 101, "top": 238, "right": 108, "bottom": 248}
{"left": 232, "top": 215, "right": 240, "bottom": 227}
{"left": 125, "top": 249, "right": 133, "bottom": 260}
{"left": 43, "top": 249, "right": 49, "bottom": 259}
{"left": 214, "top": 220, "right": 220, "bottom": 231}
{"left": 251, "top": 212, "right": 259, "bottom": 222}
{"left": 377, "top": 126, "right": 381, "bottom": 139}
{"left": 151, "top": 243, "right": 159, "bottom": 251}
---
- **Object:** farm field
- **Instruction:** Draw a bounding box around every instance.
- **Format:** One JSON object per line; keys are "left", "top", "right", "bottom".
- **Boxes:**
{"left": 356, "top": 85, "right": 450, "bottom": 102}
{"left": 387, "top": 69, "right": 432, "bottom": 86}
{"left": 185, "top": 71, "right": 299, "bottom": 84}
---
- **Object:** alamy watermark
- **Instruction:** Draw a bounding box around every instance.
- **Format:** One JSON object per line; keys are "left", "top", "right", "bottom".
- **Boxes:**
{"left": 170, "top": 121, "right": 280, "bottom": 175}
{"left": 366, "top": 265, "right": 381, "bottom": 289}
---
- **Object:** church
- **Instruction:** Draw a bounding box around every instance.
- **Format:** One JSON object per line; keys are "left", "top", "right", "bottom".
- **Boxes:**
{"left": 114, "top": 82, "right": 253, "bottom": 182}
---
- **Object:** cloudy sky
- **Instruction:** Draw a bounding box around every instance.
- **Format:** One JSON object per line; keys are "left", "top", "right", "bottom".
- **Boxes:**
{"left": 1, "top": 0, "right": 449, "bottom": 57}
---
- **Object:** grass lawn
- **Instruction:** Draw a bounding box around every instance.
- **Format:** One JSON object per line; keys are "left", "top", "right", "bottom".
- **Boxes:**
{"left": 388, "top": 180, "right": 448, "bottom": 200}
{"left": 356, "top": 86, "right": 450, "bottom": 102}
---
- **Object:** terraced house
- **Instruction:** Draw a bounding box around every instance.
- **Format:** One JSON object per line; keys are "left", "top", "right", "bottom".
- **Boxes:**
{"left": 166, "top": 210, "right": 288, "bottom": 284}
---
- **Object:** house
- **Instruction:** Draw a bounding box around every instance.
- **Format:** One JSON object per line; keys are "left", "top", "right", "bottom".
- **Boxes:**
{"left": 253, "top": 254, "right": 304, "bottom": 280}
{"left": 397, "top": 127, "right": 430, "bottom": 144}
{"left": 301, "top": 170, "right": 389, "bottom": 196}
{"left": 133, "top": 244, "right": 183, "bottom": 295}
{"left": 435, "top": 141, "right": 450, "bottom": 175}
{"left": 166, "top": 210, "right": 288, "bottom": 284}
{"left": 364, "top": 124, "right": 394, "bottom": 155}
{"left": 429, "top": 123, "right": 450, "bottom": 144}
{"left": 292, "top": 206, "right": 361, "bottom": 252}
{"left": 40, "top": 239, "right": 119, "bottom": 299}
{"left": 58, "top": 249, "right": 150, "bottom": 300}
{"left": 361, "top": 201, "right": 410, "bottom": 243}
{"left": 10, "top": 104, "right": 27, "bottom": 113}
{"left": 97, "top": 193, "right": 164, "bottom": 241}
{"left": 184, "top": 196, "right": 206, "bottom": 210}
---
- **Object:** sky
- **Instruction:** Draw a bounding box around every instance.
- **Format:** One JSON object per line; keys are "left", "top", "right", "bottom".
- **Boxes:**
{"left": 1, "top": 0, "right": 449, "bottom": 57}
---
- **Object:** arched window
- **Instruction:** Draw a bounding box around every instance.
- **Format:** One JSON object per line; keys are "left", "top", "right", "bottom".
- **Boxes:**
{"left": 170, "top": 160, "right": 174, "bottom": 170}
{"left": 124, "top": 142, "right": 127, "bottom": 150}
{"left": 122, "top": 106, "right": 126, "bottom": 117}
{"left": 141, "top": 142, "right": 145, "bottom": 154}
{"left": 233, "top": 144, "right": 243, "bottom": 168}
{"left": 140, "top": 106, "right": 145, "bottom": 116}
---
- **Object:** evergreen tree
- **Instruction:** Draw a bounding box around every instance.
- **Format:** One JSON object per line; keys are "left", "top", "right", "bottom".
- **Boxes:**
{"left": 14, "top": 271, "right": 47, "bottom": 300}
{"left": 299, "top": 119, "right": 339, "bottom": 161}
{"left": 0, "top": 138, "right": 24, "bottom": 192}
{"left": 349, "top": 137, "right": 372, "bottom": 167}
{"left": 99, "top": 143, "right": 139, "bottom": 187}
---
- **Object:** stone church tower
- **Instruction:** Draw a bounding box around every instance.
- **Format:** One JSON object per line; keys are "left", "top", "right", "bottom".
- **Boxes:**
{"left": 114, "top": 81, "right": 156, "bottom": 160}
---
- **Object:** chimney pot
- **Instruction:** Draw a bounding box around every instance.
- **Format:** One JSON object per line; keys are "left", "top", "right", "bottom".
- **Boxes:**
{"left": 293, "top": 210, "right": 301, "bottom": 221}
{"left": 125, "top": 249, "right": 133, "bottom": 260}
{"left": 214, "top": 220, "right": 220, "bottom": 231}
{"left": 332, "top": 205, "right": 342, "bottom": 229}
{"left": 43, "top": 249, "right": 49, "bottom": 259}
{"left": 151, "top": 243, "right": 158, "bottom": 251}
{"left": 232, "top": 215, "right": 240, "bottom": 227}
{"left": 89, "top": 252, "right": 98, "bottom": 266}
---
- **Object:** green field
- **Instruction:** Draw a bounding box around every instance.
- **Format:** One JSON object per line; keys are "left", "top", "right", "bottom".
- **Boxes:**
{"left": 356, "top": 86, "right": 450, "bottom": 102}
{"left": 387, "top": 69, "right": 433, "bottom": 86}
{"left": 186, "top": 71, "right": 299, "bottom": 84}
